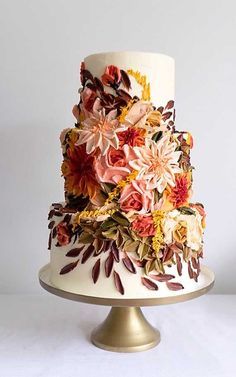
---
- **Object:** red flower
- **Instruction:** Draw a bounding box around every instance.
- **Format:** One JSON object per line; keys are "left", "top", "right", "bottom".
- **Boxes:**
{"left": 168, "top": 174, "right": 190, "bottom": 208}
{"left": 101, "top": 65, "right": 121, "bottom": 87}
{"left": 118, "top": 127, "right": 145, "bottom": 147}
{"left": 56, "top": 222, "right": 71, "bottom": 246}
{"left": 132, "top": 215, "right": 156, "bottom": 237}
{"left": 61, "top": 145, "right": 99, "bottom": 199}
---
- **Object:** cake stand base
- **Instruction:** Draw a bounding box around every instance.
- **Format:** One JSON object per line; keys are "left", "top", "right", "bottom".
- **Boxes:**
{"left": 91, "top": 306, "right": 160, "bottom": 352}
{"left": 39, "top": 264, "right": 214, "bottom": 353}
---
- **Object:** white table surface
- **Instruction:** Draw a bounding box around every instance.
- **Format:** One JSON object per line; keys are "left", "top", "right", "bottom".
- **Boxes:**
{"left": 0, "top": 294, "right": 235, "bottom": 377}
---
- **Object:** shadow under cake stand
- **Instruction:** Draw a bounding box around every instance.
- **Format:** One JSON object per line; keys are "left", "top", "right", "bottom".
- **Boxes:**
{"left": 39, "top": 264, "right": 214, "bottom": 353}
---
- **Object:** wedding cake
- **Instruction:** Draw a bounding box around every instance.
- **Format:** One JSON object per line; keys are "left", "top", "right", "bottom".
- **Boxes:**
{"left": 47, "top": 51, "right": 206, "bottom": 298}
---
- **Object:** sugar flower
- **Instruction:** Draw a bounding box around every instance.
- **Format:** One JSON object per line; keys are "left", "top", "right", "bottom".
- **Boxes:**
{"left": 129, "top": 134, "right": 182, "bottom": 193}
{"left": 163, "top": 209, "right": 203, "bottom": 251}
{"left": 167, "top": 173, "right": 192, "bottom": 208}
{"left": 76, "top": 103, "right": 125, "bottom": 155}
{"left": 132, "top": 215, "right": 156, "bottom": 237}
{"left": 101, "top": 65, "right": 121, "bottom": 87}
{"left": 61, "top": 144, "right": 100, "bottom": 200}
{"left": 123, "top": 100, "right": 153, "bottom": 128}
{"left": 119, "top": 180, "right": 155, "bottom": 213}
{"left": 95, "top": 146, "right": 134, "bottom": 185}
{"left": 56, "top": 222, "right": 71, "bottom": 246}
{"left": 118, "top": 127, "right": 145, "bottom": 147}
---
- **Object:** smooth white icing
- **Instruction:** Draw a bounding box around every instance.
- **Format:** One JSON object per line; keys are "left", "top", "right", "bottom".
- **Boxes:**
{"left": 84, "top": 51, "right": 175, "bottom": 106}
{"left": 49, "top": 208, "right": 205, "bottom": 299}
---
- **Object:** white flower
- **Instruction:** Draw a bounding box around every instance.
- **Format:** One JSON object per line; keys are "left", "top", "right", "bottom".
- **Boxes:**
{"left": 163, "top": 209, "right": 203, "bottom": 251}
{"left": 129, "top": 133, "right": 182, "bottom": 193}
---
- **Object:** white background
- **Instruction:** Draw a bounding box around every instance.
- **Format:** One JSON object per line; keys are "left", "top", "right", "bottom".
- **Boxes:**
{"left": 0, "top": 0, "right": 236, "bottom": 294}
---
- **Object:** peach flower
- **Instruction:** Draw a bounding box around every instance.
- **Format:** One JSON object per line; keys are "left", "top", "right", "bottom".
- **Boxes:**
{"left": 132, "top": 215, "right": 156, "bottom": 237}
{"left": 95, "top": 146, "right": 134, "bottom": 185}
{"left": 119, "top": 180, "right": 155, "bottom": 213}
{"left": 124, "top": 100, "right": 153, "bottom": 128}
{"left": 56, "top": 222, "right": 71, "bottom": 246}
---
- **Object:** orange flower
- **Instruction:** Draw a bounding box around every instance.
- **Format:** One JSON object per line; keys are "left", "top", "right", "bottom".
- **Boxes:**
{"left": 118, "top": 127, "right": 145, "bottom": 147}
{"left": 167, "top": 173, "right": 191, "bottom": 208}
{"left": 61, "top": 144, "right": 99, "bottom": 199}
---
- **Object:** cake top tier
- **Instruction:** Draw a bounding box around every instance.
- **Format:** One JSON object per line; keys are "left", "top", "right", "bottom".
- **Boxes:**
{"left": 84, "top": 51, "right": 175, "bottom": 106}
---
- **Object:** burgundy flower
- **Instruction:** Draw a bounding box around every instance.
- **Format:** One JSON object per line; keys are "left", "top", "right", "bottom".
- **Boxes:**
{"left": 101, "top": 65, "right": 121, "bottom": 87}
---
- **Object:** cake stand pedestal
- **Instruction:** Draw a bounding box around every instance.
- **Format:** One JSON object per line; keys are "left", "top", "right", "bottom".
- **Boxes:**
{"left": 39, "top": 264, "right": 214, "bottom": 353}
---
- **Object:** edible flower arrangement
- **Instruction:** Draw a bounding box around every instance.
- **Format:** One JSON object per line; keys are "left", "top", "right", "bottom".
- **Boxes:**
{"left": 48, "top": 63, "right": 206, "bottom": 294}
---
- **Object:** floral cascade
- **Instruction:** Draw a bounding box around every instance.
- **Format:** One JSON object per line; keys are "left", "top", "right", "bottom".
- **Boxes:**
{"left": 48, "top": 63, "right": 206, "bottom": 295}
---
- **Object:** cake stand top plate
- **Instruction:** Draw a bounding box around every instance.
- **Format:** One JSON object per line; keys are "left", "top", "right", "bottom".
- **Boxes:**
{"left": 39, "top": 264, "right": 215, "bottom": 307}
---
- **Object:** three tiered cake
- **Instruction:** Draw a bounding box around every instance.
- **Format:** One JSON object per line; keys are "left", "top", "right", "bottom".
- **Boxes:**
{"left": 47, "top": 51, "right": 206, "bottom": 298}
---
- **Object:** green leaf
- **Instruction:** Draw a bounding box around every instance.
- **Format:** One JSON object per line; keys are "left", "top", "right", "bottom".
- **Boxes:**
{"left": 78, "top": 232, "right": 94, "bottom": 244}
{"left": 111, "top": 211, "right": 130, "bottom": 226}
{"left": 178, "top": 206, "right": 196, "bottom": 216}
{"left": 102, "top": 227, "right": 118, "bottom": 240}
{"left": 152, "top": 131, "right": 163, "bottom": 143}
{"left": 123, "top": 240, "right": 139, "bottom": 253}
{"left": 137, "top": 242, "right": 150, "bottom": 260}
{"left": 100, "top": 219, "right": 117, "bottom": 230}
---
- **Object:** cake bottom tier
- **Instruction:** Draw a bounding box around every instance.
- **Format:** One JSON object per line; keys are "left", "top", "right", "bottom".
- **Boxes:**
{"left": 48, "top": 202, "right": 205, "bottom": 299}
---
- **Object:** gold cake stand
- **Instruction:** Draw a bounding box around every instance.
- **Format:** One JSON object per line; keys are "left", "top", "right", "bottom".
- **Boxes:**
{"left": 39, "top": 264, "right": 214, "bottom": 353}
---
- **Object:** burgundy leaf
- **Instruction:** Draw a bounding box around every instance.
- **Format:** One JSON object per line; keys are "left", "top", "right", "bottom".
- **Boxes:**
{"left": 116, "top": 89, "right": 132, "bottom": 102}
{"left": 105, "top": 252, "right": 114, "bottom": 277}
{"left": 52, "top": 203, "right": 62, "bottom": 209}
{"left": 175, "top": 253, "right": 183, "bottom": 276}
{"left": 122, "top": 255, "right": 136, "bottom": 274}
{"left": 132, "top": 258, "right": 146, "bottom": 268}
{"left": 149, "top": 274, "right": 175, "bottom": 282}
{"left": 59, "top": 260, "right": 79, "bottom": 275}
{"left": 193, "top": 271, "right": 198, "bottom": 282}
{"left": 163, "top": 246, "right": 174, "bottom": 262}
{"left": 48, "top": 232, "right": 52, "bottom": 250}
{"left": 162, "top": 111, "right": 172, "bottom": 121}
{"left": 120, "top": 69, "right": 131, "bottom": 90}
{"left": 111, "top": 242, "right": 120, "bottom": 262}
{"left": 53, "top": 211, "right": 63, "bottom": 217}
{"left": 81, "top": 244, "right": 95, "bottom": 264}
{"left": 48, "top": 221, "right": 55, "bottom": 230}
{"left": 52, "top": 226, "right": 57, "bottom": 239}
{"left": 48, "top": 209, "right": 55, "bottom": 220}
{"left": 94, "top": 77, "right": 104, "bottom": 92}
{"left": 188, "top": 261, "right": 194, "bottom": 279}
{"left": 92, "top": 259, "right": 100, "bottom": 284}
{"left": 66, "top": 247, "right": 84, "bottom": 257}
{"left": 86, "top": 82, "right": 97, "bottom": 91}
{"left": 191, "top": 257, "right": 198, "bottom": 269}
{"left": 166, "top": 281, "right": 184, "bottom": 291}
{"left": 141, "top": 277, "right": 158, "bottom": 290}
{"left": 63, "top": 214, "right": 72, "bottom": 223}
{"left": 82, "top": 69, "right": 94, "bottom": 84}
{"left": 165, "top": 100, "right": 174, "bottom": 110}
{"left": 113, "top": 270, "right": 125, "bottom": 295}
{"left": 157, "top": 106, "right": 164, "bottom": 114}
{"left": 61, "top": 208, "right": 76, "bottom": 214}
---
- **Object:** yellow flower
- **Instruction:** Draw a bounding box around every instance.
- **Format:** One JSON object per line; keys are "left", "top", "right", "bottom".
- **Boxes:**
{"left": 173, "top": 221, "right": 187, "bottom": 244}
